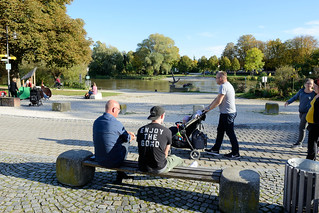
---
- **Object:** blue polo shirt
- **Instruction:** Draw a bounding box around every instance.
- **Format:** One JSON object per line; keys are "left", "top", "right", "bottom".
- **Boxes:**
{"left": 93, "top": 113, "right": 131, "bottom": 168}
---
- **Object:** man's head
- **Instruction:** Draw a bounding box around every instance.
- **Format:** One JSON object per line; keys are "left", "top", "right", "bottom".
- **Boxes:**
{"left": 147, "top": 106, "right": 165, "bottom": 124}
{"left": 105, "top": 100, "right": 121, "bottom": 118}
{"left": 215, "top": 71, "right": 227, "bottom": 85}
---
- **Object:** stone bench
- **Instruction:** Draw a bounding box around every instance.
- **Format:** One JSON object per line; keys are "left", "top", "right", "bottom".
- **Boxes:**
{"left": 0, "top": 97, "right": 20, "bottom": 107}
{"left": 56, "top": 149, "right": 260, "bottom": 213}
{"left": 52, "top": 102, "right": 71, "bottom": 112}
{"left": 90, "top": 92, "right": 102, "bottom": 100}
{"left": 265, "top": 102, "right": 279, "bottom": 114}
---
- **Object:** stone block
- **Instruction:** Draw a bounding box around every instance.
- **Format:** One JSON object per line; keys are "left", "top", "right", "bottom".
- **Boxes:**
{"left": 0, "top": 97, "right": 20, "bottom": 107}
{"left": 219, "top": 168, "right": 260, "bottom": 213}
{"left": 56, "top": 149, "right": 95, "bottom": 187}
{"left": 193, "top": 105, "right": 205, "bottom": 114}
{"left": 265, "top": 102, "right": 279, "bottom": 114}
{"left": 52, "top": 102, "right": 71, "bottom": 112}
{"left": 120, "top": 104, "right": 127, "bottom": 114}
{"left": 90, "top": 92, "right": 102, "bottom": 99}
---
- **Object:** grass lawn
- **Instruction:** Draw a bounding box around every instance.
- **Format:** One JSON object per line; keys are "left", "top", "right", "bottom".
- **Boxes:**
{"left": 51, "top": 89, "right": 120, "bottom": 97}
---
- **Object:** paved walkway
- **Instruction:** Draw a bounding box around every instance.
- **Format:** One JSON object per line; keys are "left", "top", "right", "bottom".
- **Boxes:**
{"left": 0, "top": 113, "right": 309, "bottom": 212}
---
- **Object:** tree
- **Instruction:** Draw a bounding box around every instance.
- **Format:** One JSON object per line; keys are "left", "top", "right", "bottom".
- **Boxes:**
{"left": 236, "top": 34, "right": 258, "bottom": 67}
{"left": 222, "top": 42, "right": 236, "bottom": 60}
{"left": 197, "top": 56, "right": 208, "bottom": 73}
{"left": 263, "top": 39, "right": 286, "bottom": 71}
{"left": 275, "top": 65, "right": 299, "bottom": 95}
{"left": 89, "top": 41, "right": 124, "bottom": 77}
{"left": 135, "top": 33, "right": 179, "bottom": 75}
{"left": 231, "top": 57, "right": 240, "bottom": 74}
{"left": 177, "top": 55, "right": 193, "bottom": 74}
{"left": 219, "top": 56, "right": 231, "bottom": 71}
{"left": 244, "top": 48, "right": 265, "bottom": 74}
{"left": 284, "top": 36, "right": 318, "bottom": 74}
{"left": 207, "top": 55, "right": 219, "bottom": 71}
{"left": 0, "top": 0, "right": 92, "bottom": 80}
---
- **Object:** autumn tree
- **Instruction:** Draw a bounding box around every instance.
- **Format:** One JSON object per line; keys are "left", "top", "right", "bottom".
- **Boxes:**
{"left": 0, "top": 0, "right": 92, "bottom": 82}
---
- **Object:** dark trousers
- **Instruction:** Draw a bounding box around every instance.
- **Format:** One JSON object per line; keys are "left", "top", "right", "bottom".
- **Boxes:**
{"left": 212, "top": 113, "right": 239, "bottom": 154}
{"left": 306, "top": 124, "right": 319, "bottom": 160}
{"left": 10, "top": 91, "right": 18, "bottom": 97}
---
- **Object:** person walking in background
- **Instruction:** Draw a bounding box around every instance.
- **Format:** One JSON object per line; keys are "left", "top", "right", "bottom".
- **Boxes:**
{"left": 9, "top": 77, "right": 19, "bottom": 97}
{"left": 285, "top": 78, "right": 316, "bottom": 148}
{"left": 93, "top": 100, "right": 136, "bottom": 184}
{"left": 204, "top": 71, "right": 240, "bottom": 159}
{"left": 305, "top": 79, "right": 319, "bottom": 161}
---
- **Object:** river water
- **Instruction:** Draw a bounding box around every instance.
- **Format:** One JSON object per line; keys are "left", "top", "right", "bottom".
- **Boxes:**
{"left": 92, "top": 76, "right": 219, "bottom": 93}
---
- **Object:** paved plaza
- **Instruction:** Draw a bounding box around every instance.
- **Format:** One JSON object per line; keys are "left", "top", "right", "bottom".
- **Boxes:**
{"left": 0, "top": 111, "right": 309, "bottom": 212}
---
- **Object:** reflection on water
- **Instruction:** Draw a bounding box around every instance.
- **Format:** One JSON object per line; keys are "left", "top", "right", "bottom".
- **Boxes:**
{"left": 92, "top": 77, "right": 219, "bottom": 93}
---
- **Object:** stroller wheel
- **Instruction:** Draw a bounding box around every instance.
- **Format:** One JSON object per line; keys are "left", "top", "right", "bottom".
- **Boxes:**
{"left": 190, "top": 150, "right": 200, "bottom": 160}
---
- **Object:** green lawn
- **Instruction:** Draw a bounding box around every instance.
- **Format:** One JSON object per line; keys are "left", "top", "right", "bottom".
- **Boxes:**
{"left": 51, "top": 89, "right": 119, "bottom": 97}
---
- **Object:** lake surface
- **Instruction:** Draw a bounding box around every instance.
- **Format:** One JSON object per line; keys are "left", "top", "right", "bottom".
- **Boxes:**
{"left": 92, "top": 76, "right": 219, "bottom": 93}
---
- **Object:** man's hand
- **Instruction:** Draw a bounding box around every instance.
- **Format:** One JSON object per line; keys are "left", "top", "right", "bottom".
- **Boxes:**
{"left": 128, "top": 131, "right": 136, "bottom": 142}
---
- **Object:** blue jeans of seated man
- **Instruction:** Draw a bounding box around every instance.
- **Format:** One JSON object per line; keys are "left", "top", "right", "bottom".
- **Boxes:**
{"left": 212, "top": 113, "right": 239, "bottom": 155}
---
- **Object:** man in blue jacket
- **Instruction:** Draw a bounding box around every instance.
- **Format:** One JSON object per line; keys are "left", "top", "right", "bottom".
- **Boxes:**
{"left": 93, "top": 100, "right": 136, "bottom": 183}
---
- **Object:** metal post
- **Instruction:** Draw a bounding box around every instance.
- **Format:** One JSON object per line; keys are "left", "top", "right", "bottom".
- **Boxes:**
{"left": 6, "top": 25, "right": 11, "bottom": 97}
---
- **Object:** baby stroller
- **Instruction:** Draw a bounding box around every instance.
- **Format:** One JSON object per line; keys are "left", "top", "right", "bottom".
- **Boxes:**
{"left": 169, "top": 110, "right": 208, "bottom": 160}
{"left": 29, "top": 87, "right": 43, "bottom": 106}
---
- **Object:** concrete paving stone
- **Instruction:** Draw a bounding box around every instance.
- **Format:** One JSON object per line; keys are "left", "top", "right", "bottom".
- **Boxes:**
{"left": 0, "top": 114, "right": 313, "bottom": 212}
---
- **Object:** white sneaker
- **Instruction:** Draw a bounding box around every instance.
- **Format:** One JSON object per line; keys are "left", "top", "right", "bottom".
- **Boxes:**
{"left": 189, "top": 161, "right": 198, "bottom": 167}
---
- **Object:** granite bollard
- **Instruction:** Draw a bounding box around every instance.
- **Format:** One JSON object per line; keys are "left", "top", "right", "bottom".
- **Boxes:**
{"left": 56, "top": 149, "right": 95, "bottom": 187}
{"left": 219, "top": 168, "right": 260, "bottom": 213}
{"left": 264, "top": 102, "right": 279, "bottom": 114}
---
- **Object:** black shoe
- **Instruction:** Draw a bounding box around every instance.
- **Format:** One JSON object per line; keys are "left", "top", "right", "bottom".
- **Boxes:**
{"left": 291, "top": 143, "right": 302, "bottom": 148}
{"left": 205, "top": 148, "right": 219, "bottom": 156}
{"left": 224, "top": 153, "right": 240, "bottom": 159}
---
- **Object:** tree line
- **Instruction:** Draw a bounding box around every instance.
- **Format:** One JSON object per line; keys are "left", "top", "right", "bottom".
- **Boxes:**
{"left": 1, "top": 0, "right": 318, "bottom": 87}
{"left": 89, "top": 34, "right": 319, "bottom": 78}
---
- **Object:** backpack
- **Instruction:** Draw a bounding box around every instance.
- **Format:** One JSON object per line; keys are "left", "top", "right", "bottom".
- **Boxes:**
{"left": 191, "top": 129, "right": 207, "bottom": 149}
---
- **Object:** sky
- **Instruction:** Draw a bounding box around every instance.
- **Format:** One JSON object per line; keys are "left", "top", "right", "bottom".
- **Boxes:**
{"left": 66, "top": 0, "right": 319, "bottom": 59}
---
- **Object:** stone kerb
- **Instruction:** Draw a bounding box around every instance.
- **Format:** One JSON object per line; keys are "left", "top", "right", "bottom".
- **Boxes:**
{"left": 90, "top": 92, "right": 102, "bottom": 100}
{"left": 265, "top": 102, "right": 279, "bottom": 114}
{"left": 219, "top": 168, "right": 260, "bottom": 213}
{"left": 0, "top": 97, "right": 20, "bottom": 107}
{"left": 56, "top": 149, "right": 95, "bottom": 187}
{"left": 52, "top": 102, "right": 71, "bottom": 112}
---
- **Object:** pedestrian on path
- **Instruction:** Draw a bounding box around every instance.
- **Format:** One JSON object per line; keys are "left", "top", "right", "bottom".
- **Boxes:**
{"left": 285, "top": 78, "right": 316, "bottom": 148}
{"left": 204, "top": 71, "right": 240, "bottom": 159}
{"left": 305, "top": 79, "right": 319, "bottom": 161}
{"left": 93, "top": 100, "right": 136, "bottom": 183}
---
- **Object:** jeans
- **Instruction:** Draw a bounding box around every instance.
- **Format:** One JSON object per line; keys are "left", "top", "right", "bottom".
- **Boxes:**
{"left": 297, "top": 112, "right": 308, "bottom": 144}
{"left": 212, "top": 113, "right": 239, "bottom": 154}
{"left": 306, "top": 124, "right": 319, "bottom": 160}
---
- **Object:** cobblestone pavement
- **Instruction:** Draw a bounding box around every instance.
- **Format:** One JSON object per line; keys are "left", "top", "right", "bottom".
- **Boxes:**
{"left": 0, "top": 114, "right": 309, "bottom": 212}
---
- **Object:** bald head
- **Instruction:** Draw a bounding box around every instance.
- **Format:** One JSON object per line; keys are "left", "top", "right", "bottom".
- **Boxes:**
{"left": 105, "top": 100, "right": 121, "bottom": 117}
